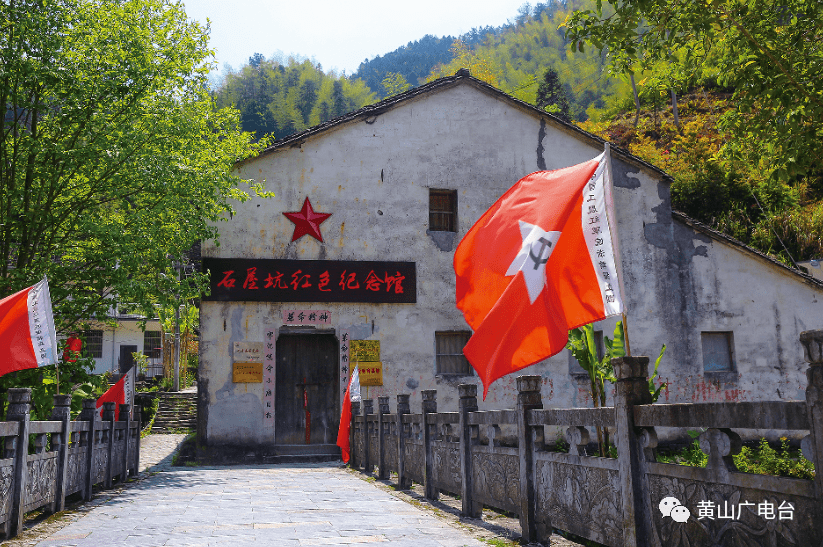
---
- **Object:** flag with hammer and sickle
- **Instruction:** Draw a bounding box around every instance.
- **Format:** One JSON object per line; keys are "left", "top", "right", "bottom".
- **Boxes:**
{"left": 454, "top": 150, "right": 624, "bottom": 398}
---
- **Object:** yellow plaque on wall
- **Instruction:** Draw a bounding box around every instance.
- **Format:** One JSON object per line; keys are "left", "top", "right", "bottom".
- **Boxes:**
{"left": 233, "top": 362, "right": 263, "bottom": 383}
{"left": 355, "top": 362, "right": 383, "bottom": 386}
{"left": 350, "top": 340, "right": 380, "bottom": 362}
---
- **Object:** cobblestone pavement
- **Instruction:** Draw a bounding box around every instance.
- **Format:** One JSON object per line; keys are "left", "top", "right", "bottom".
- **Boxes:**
{"left": 4, "top": 434, "right": 583, "bottom": 547}
{"left": 2, "top": 434, "right": 189, "bottom": 547}
{"left": 138, "top": 434, "right": 190, "bottom": 472}
{"left": 31, "top": 464, "right": 490, "bottom": 547}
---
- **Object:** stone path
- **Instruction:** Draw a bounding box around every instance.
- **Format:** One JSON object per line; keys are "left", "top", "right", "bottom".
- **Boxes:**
{"left": 31, "top": 464, "right": 489, "bottom": 547}
{"left": 139, "top": 433, "right": 190, "bottom": 472}
{"left": 4, "top": 434, "right": 584, "bottom": 547}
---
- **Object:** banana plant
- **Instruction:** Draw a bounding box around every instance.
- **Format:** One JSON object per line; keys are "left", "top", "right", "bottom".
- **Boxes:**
{"left": 649, "top": 345, "right": 668, "bottom": 403}
{"left": 567, "top": 321, "right": 628, "bottom": 456}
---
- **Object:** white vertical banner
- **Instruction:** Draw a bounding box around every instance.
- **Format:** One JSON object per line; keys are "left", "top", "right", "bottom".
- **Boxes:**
{"left": 582, "top": 150, "right": 625, "bottom": 318}
{"left": 263, "top": 330, "right": 276, "bottom": 428}
{"left": 126, "top": 365, "right": 135, "bottom": 417}
{"left": 27, "top": 276, "right": 59, "bottom": 367}
{"left": 339, "top": 329, "right": 351, "bottom": 399}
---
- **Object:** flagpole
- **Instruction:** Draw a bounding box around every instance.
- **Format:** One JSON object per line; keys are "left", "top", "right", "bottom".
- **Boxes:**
{"left": 603, "top": 142, "right": 633, "bottom": 357}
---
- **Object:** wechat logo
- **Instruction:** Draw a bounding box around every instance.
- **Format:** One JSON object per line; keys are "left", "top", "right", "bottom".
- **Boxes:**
{"left": 660, "top": 497, "right": 691, "bottom": 523}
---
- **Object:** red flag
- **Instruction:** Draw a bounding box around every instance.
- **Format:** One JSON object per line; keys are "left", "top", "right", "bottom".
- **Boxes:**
{"left": 336, "top": 365, "right": 361, "bottom": 463}
{"left": 63, "top": 335, "right": 82, "bottom": 363}
{"left": 0, "top": 277, "right": 59, "bottom": 378}
{"left": 454, "top": 151, "right": 624, "bottom": 397}
{"left": 96, "top": 367, "right": 134, "bottom": 418}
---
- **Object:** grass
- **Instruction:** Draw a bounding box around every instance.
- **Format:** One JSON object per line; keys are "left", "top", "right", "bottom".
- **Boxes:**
{"left": 479, "top": 538, "right": 517, "bottom": 547}
{"left": 656, "top": 433, "right": 815, "bottom": 480}
{"left": 139, "top": 397, "right": 160, "bottom": 438}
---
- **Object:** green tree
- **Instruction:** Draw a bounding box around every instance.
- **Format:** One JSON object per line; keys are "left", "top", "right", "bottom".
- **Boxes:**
{"left": 536, "top": 67, "right": 571, "bottom": 120}
{"left": 563, "top": 0, "right": 823, "bottom": 181}
{"left": 381, "top": 72, "right": 411, "bottom": 98}
{"left": 0, "top": 0, "right": 270, "bottom": 331}
{"left": 214, "top": 57, "right": 375, "bottom": 138}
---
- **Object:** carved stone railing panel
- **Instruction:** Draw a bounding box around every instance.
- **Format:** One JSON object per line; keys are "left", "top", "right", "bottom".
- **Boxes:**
{"left": 534, "top": 456, "right": 623, "bottom": 547}
{"left": 368, "top": 420, "right": 379, "bottom": 472}
{"left": 648, "top": 473, "right": 821, "bottom": 547}
{"left": 352, "top": 416, "right": 365, "bottom": 470}
{"left": 403, "top": 439, "right": 424, "bottom": 484}
{"left": 471, "top": 451, "right": 520, "bottom": 514}
{"left": 431, "top": 441, "right": 461, "bottom": 495}
{"left": 383, "top": 425, "right": 399, "bottom": 475}
{"left": 0, "top": 463, "right": 13, "bottom": 521}
{"left": 65, "top": 448, "right": 86, "bottom": 497}
{"left": 23, "top": 455, "right": 58, "bottom": 512}
{"left": 112, "top": 442, "right": 125, "bottom": 478}
{"left": 93, "top": 446, "right": 108, "bottom": 485}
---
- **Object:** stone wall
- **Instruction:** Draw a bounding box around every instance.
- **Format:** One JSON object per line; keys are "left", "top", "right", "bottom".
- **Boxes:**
{"left": 349, "top": 330, "right": 823, "bottom": 547}
{"left": 0, "top": 392, "right": 140, "bottom": 540}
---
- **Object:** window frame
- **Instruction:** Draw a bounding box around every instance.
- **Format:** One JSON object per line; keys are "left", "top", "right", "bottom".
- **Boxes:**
{"left": 84, "top": 329, "right": 104, "bottom": 359}
{"left": 435, "top": 330, "right": 473, "bottom": 376}
{"left": 701, "top": 331, "right": 736, "bottom": 378}
{"left": 143, "top": 330, "right": 162, "bottom": 359}
{"left": 429, "top": 189, "right": 457, "bottom": 232}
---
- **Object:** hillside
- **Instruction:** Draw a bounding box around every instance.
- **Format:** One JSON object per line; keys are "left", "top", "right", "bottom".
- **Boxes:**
{"left": 353, "top": 0, "right": 623, "bottom": 120}
{"left": 581, "top": 91, "right": 823, "bottom": 266}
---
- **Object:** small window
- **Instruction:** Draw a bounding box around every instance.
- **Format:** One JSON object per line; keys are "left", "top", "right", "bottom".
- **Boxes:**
{"left": 568, "top": 330, "right": 604, "bottom": 376}
{"left": 436, "top": 331, "right": 472, "bottom": 375}
{"left": 702, "top": 332, "right": 734, "bottom": 372}
{"left": 429, "top": 189, "right": 457, "bottom": 232}
{"left": 84, "top": 330, "right": 104, "bottom": 359}
{"left": 143, "top": 331, "right": 162, "bottom": 359}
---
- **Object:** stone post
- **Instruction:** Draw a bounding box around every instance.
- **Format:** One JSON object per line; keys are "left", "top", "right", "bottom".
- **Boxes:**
{"left": 350, "top": 400, "right": 361, "bottom": 469}
{"left": 458, "top": 384, "right": 481, "bottom": 518}
{"left": 50, "top": 394, "right": 72, "bottom": 513}
{"left": 396, "top": 394, "right": 411, "bottom": 489}
{"left": 7, "top": 388, "right": 31, "bottom": 538}
{"left": 613, "top": 356, "right": 653, "bottom": 547}
{"left": 800, "top": 330, "right": 823, "bottom": 506}
{"left": 422, "top": 389, "right": 438, "bottom": 501}
{"left": 119, "top": 403, "right": 131, "bottom": 484}
{"left": 377, "top": 396, "right": 390, "bottom": 480}
{"left": 102, "top": 402, "right": 116, "bottom": 488}
{"left": 80, "top": 398, "right": 98, "bottom": 501}
{"left": 363, "top": 399, "right": 374, "bottom": 474}
{"left": 132, "top": 406, "right": 141, "bottom": 477}
{"left": 516, "top": 376, "right": 543, "bottom": 543}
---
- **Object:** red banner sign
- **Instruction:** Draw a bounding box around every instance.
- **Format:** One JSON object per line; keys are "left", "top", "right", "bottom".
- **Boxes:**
{"left": 202, "top": 258, "right": 416, "bottom": 303}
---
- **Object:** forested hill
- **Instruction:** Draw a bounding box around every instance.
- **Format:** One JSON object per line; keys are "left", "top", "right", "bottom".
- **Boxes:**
{"left": 213, "top": 0, "right": 624, "bottom": 144}
{"left": 351, "top": 35, "right": 455, "bottom": 97}
{"left": 212, "top": 56, "right": 376, "bottom": 141}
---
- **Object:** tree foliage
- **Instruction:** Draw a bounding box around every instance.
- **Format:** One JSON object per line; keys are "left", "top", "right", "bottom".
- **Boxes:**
{"left": 563, "top": 0, "right": 823, "bottom": 182}
{"left": 381, "top": 72, "right": 411, "bottom": 98}
{"left": 354, "top": 35, "right": 455, "bottom": 98}
{"left": 424, "top": 1, "right": 631, "bottom": 121}
{"left": 0, "top": 0, "right": 269, "bottom": 331}
{"left": 213, "top": 55, "right": 376, "bottom": 139}
{"left": 536, "top": 67, "right": 571, "bottom": 120}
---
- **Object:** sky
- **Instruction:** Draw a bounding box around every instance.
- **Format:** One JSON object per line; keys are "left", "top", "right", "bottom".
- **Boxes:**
{"left": 182, "top": 0, "right": 529, "bottom": 81}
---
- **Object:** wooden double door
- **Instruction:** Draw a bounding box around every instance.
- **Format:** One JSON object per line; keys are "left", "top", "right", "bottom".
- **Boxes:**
{"left": 274, "top": 333, "right": 339, "bottom": 446}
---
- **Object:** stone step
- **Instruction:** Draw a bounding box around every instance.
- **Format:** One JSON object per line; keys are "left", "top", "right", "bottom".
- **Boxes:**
{"left": 151, "top": 391, "right": 197, "bottom": 434}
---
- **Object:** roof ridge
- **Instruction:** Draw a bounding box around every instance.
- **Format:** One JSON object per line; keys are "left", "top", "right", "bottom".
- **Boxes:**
{"left": 672, "top": 210, "right": 823, "bottom": 288}
{"left": 240, "top": 71, "right": 670, "bottom": 180}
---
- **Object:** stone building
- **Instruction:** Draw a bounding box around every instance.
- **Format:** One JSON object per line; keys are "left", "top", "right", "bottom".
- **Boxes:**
{"left": 198, "top": 71, "right": 823, "bottom": 457}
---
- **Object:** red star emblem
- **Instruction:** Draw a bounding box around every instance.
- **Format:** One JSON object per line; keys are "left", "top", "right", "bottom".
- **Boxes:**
{"left": 283, "top": 197, "right": 332, "bottom": 242}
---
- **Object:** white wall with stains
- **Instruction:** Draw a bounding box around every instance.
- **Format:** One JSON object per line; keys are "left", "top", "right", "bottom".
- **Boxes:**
{"left": 199, "top": 76, "right": 823, "bottom": 448}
